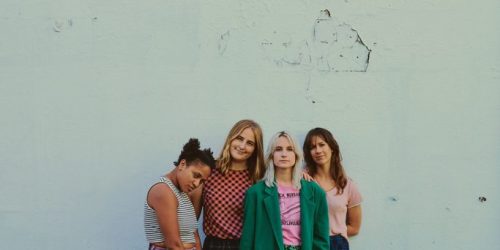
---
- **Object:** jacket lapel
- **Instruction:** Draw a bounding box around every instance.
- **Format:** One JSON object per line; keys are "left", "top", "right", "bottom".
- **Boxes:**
{"left": 264, "top": 184, "right": 284, "bottom": 250}
{"left": 300, "top": 180, "right": 316, "bottom": 249}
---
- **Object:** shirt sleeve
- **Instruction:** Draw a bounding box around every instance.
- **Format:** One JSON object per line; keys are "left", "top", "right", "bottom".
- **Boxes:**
{"left": 347, "top": 178, "right": 362, "bottom": 208}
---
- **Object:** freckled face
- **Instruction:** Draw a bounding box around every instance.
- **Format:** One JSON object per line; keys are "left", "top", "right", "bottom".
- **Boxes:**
{"left": 309, "top": 136, "right": 332, "bottom": 167}
{"left": 272, "top": 136, "right": 296, "bottom": 169}
{"left": 229, "top": 127, "right": 256, "bottom": 163}
{"left": 177, "top": 162, "right": 211, "bottom": 193}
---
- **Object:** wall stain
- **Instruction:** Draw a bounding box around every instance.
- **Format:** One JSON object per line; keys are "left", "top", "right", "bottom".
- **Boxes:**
{"left": 478, "top": 196, "right": 487, "bottom": 203}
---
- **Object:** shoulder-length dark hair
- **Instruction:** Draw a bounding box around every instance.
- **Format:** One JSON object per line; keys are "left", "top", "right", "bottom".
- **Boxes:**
{"left": 303, "top": 127, "right": 347, "bottom": 194}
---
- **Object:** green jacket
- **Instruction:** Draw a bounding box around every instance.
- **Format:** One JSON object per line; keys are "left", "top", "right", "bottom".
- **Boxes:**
{"left": 240, "top": 179, "right": 329, "bottom": 250}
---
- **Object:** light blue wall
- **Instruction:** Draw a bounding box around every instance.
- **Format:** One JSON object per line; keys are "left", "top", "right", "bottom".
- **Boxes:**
{"left": 1, "top": 0, "right": 499, "bottom": 249}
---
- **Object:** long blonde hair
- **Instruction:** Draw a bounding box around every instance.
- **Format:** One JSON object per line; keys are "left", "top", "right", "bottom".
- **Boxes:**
{"left": 263, "top": 131, "right": 303, "bottom": 189}
{"left": 217, "top": 119, "right": 265, "bottom": 183}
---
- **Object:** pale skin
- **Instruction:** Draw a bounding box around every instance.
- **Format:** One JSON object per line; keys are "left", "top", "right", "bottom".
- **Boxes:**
{"left": 309, "top": 136, "right": 362, "bottom": 237}
{"left": 147, "top": 159, "right": 211, "bottom": 250}
{"left": 273, "top": 136, "right": 296, "bottom": 186}
{"left": 189, "top": 127, "right": 256, "bottom": 217}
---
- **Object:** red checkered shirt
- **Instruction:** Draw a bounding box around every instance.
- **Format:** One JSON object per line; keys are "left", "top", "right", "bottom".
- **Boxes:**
{"left": 202, "top": 168, "right": 252, "bottom": 239}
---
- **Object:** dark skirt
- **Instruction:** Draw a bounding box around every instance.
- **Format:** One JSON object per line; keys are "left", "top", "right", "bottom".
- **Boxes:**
{"left": 203, "top": 236, "right": 240, "bottom": 250}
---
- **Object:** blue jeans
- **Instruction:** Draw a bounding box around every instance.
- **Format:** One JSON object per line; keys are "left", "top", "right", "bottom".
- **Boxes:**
{"left": 330, "top": 234, "right": 349, "bottom": 250}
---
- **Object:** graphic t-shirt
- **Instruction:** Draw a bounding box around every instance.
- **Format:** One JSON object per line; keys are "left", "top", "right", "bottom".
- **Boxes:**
{"left": 278, "top": 184, "right": 301, "bottom": 246}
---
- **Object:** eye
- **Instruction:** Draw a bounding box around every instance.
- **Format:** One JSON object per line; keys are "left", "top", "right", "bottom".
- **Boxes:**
{"left": 235, "top": 136, "right": 244, "bottom": 141}
{"left": 275, "top": 146, "right": 283, "bottom": 151}
{"left": 286, "top": 146, "right": 294, "bottom": 152}
{"left": 193, "top": 172, "right": 202, "bottom": 178}
{"left": 247, "top": 141, "right": 255, "bottom": 146}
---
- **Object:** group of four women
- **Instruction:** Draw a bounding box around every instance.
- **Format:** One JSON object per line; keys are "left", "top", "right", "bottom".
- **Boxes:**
{"left": 144, "top": 120, "right": 362, "bottom": 250}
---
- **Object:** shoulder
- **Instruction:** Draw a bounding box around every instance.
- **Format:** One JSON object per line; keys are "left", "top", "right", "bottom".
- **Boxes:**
{"left": 246, "top": 181, "right": 273, "bottom": 196}
{"left": 147, "top": 181, "right": 178, "bottom": 208}
{"left": 301, "top": 180, "right": 326, "bottom": 195}
{"left": 247, "top": 181, "right": 267, "bottom": 193}
{"left": 345, "top": 177, "right": 360, "bottom": 190}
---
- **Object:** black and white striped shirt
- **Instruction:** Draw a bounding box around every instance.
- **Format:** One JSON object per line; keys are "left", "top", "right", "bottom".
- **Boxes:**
{"left": 144, "top": 177, "right": 197, "bottom": 244}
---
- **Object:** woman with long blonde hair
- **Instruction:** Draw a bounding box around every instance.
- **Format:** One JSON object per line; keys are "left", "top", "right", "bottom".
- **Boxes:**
{"left": 240, "top": 131, "right": 329, "bottom": 250}
{"left": 190, "top": 119, "right": 266, "bottom": 250}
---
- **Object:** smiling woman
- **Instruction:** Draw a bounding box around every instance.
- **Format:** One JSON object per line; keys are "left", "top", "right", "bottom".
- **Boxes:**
{"left": 303, "top": 128, "right": 363, "bottom": 250}
{"left": 189, "top": 119, "right": 266, "bottom": 250}
{"left": 144, "top": 138, "right": 216, "bottom": 250}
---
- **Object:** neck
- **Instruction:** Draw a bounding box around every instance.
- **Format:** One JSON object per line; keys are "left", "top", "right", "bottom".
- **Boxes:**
{"left": 275, "top": 167, "right": 294, "bottom": 186}
{"left": 230, "top": 160, "right": 248, "bottom": 171}
{"left": 314, "top": 164, "right": 331, "bottom": 179}
{"left": 166, "top": 169, "right": 179, "bottom": 187}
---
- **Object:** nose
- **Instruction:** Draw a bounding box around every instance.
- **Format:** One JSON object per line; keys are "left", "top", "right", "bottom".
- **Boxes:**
{"left": 193, "top": 179, "right": 201, "bottom": 188}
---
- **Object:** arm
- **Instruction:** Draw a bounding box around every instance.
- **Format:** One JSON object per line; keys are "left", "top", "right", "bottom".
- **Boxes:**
{"left": 346, "top": 205, "right": 362, "bottom": 237}
{"left": 313, "top": 188, "right": 330, "bottom": 250}
{"left": 147, "top": 183, "right": 184, "bottom": 250}
{"left": 240, "top": 189, "right": 256, "bottom": 250}
{"left": 188, "top": 184, "right": 204, "bottom": 219}
{"left": 194, "top": 230, "right": 202, "bottom": 250}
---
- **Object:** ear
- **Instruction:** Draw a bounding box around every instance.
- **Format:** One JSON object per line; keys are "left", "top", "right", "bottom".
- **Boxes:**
{"left": 178, "top": 159, "right": 187, "bottom": 171}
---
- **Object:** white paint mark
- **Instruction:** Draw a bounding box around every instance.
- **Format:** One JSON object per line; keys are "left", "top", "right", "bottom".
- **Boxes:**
{"left": 53, "top": 19, "right": 73, "bottom": 33}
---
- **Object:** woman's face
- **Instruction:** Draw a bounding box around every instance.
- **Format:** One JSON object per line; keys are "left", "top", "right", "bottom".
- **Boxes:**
{"left": 273, "top": 136, "right": 296, "bottom": 169}
{"left": 309, "top": 136, "right": 332, "bottom": 167}
{"left": 229, "top": 127, "right": 256, "bottom": 163}
{"left": 177, "top": 161, "right": 211, "bottom": 193}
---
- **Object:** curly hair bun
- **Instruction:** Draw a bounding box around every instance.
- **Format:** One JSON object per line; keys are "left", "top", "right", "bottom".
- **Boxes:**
{"left": 183, "top": 138, "right": 201, "bottom": 152}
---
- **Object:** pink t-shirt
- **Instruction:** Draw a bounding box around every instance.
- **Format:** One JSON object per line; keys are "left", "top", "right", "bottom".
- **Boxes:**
{"left": 278, "top": 184, "right": 301, "bottom": 246}
{"left": 326, "top": 178, "right": 362, "bottom": 240}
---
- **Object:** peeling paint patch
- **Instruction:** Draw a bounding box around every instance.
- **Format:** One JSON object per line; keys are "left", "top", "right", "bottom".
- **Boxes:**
{"left": 260, "top": 9, "right": 371, "bottom": 72}
{"left": 312, "top": 9, "right": 370, "bottom": 72}
{"left": 218, "top": 31, "right": 230, "bottom": 55}
{"left": 261, "top": 31, "right": 312, "bottom": 68}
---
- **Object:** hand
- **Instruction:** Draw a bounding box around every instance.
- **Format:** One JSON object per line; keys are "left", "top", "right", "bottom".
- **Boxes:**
{"left": 302, "top": 171, "right": 315, "bottom": 182}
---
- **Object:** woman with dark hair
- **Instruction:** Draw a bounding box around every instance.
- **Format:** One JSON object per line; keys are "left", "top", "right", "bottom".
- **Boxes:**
{"left": 144, "top": 138, "right": 216, "bottom": 250}
{"left": 240, "top": 131, "right": 329, "bottom": 250}
{"left": 303, "top": 128, "right": 362, "bottom": 250}
{"left": 189, "top": 119, "right": 266, "bottom": 250}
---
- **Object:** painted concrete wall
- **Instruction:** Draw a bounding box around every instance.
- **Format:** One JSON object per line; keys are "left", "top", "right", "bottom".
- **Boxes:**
{"left": 1, "top": 0, "right": 499, "bottom": 249}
